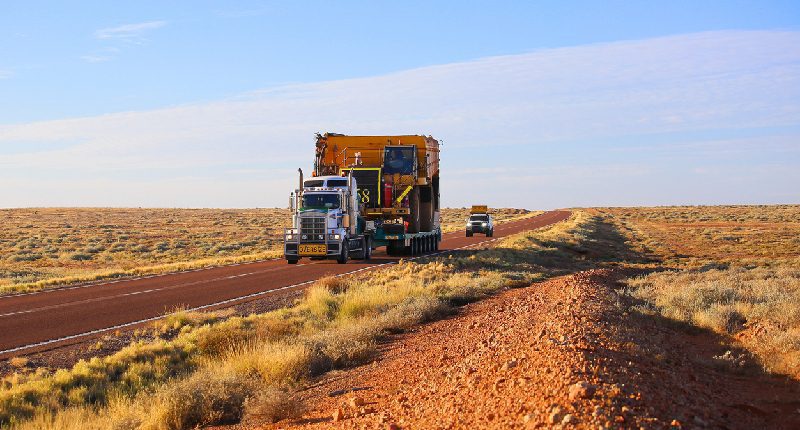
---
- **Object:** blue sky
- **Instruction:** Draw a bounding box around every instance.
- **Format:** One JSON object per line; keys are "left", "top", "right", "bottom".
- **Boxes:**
{"left": 1, "top": 1, "right": 799, "bottom": 208}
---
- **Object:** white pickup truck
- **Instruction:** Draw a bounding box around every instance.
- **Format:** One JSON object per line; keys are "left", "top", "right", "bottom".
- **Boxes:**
{"left": 466, "top": 207, "right": 494, "bottom": 237}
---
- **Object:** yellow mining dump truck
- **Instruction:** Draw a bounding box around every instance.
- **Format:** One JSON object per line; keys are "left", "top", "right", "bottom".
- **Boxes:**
{"left": 303, "top": 132, "right": 441, "bottom": 256}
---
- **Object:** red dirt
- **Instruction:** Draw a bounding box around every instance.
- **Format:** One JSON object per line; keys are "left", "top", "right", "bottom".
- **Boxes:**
{"left": 251, "top": 269, "right": 800, "bottom": 429}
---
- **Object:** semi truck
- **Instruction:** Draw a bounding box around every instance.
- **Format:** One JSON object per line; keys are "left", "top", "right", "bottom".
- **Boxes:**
{"left": 284, "top": 133, "right": 441, "bottom": 264}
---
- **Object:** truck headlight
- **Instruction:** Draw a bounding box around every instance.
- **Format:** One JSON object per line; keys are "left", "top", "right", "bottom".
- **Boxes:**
{"left": 329, "top": 234, "right": 341, "bottom": 240}
{"left": 301, "top": 234, "right": 308, "bottom": 240}
{"left": 482, "top": 222, "right": 487, "bottom": 226}
{"left": 286, "top": 234, "right": 294, "bottom": 240}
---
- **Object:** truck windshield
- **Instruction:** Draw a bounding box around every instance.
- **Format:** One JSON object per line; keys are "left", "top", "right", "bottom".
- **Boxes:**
{"left": 470, "top": 215, "right": 489, "bottom": 222}
{"left": 302, "top": 193, "right": 340, "bottom": 209}
{"left": 383, "top": 146, "right": 416, "bottom": 174}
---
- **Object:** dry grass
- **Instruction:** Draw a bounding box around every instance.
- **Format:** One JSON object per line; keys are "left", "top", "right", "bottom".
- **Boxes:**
{"left": 2, "top": 210, "right": 595, "bottom": 429}
{"left": 0, "top": 208, "right": 535, "bottom": 295}
{"left": 626, "top": 266, "right": 800, "bottom": 377}
{"left": 598, "top": 205, "right": 800, "bottom": 379}
{"left": 598, "top": 205, "right": 800, "bottom": 267}
{"left": 0, "top": 208, "right": 291, "bottom": 295}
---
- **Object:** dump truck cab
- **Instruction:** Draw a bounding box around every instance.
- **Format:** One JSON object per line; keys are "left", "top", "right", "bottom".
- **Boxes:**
{"left": 466, "top": 205, "right": 494, "bottom": 237}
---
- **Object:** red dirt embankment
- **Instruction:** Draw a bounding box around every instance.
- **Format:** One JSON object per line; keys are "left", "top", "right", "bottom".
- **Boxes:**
{"left": 258, "top": 269, "right": 800, "bottom": 429}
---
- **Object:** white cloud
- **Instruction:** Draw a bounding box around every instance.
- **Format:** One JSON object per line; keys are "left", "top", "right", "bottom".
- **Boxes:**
{"left": 94, "top": 20, "right": 167, "bottom": 40}
{"left": 84, "top": 21, "right": 164, "bottom": 62}
{"left": 80, "top": 47, "right": 121, "bottom": 63}
{"left": 2, "top": 30, "right": 799, "bottom": 207}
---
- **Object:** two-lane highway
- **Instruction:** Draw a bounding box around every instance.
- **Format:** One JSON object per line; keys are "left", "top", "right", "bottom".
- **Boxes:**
{"left": 0, "top": 210, "right": 570, "bottom": 357}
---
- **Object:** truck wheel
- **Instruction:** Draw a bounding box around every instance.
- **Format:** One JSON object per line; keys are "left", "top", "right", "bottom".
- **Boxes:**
{"left": 364, "top": 237, "right": 372, "bottom": 260}
{"left": 419, "top": 185, "right": 434, "bottom": 232}
{"left": 466, "top": 231, "right": 473, "bottom": 237}
{"left": 356, "top": 237, "right": 368, "bottom": 260}
{"left": 287, "top": 258, "right": 299, "bottom": 264}
{"left": 388, "top": 241, "right": 403, "bottom": 256}
{"left": 407, "top": 188, "right": 420, "bottom": 233}
{"left": 337, "top": 240, "right": 349, "bottom": 264}
{"left": 487, "top": 229, "right": 494, "bottom": 237}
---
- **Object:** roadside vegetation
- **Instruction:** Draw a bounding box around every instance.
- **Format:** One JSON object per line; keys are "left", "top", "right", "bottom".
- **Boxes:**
{"left": 0, "top": 211, "right": 599, "bottom": 429}
{"left": 0, "top": 208, "right": 533, "bottom": 295}
{"left": 599, "top": 205, "right": 800, "bottom": 378}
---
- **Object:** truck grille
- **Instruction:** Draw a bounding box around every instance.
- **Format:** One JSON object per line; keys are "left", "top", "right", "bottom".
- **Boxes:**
{"left": 300, "top": 214, "right": 326, "bottom": 238}
{"left": 471, "top": 222, "right": 484, "bottom": 228}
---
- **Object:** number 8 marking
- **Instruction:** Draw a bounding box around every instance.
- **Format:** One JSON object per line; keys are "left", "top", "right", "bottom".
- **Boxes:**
{"left": 359, "top": 189, "right": 370, "bottom": 203}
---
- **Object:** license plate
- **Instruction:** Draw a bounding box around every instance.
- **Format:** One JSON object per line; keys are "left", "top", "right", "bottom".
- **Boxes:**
{"left": 299, "top": 244, "right": 327, "bottom": 256}
{"left": 384, "top": 235, "right": 399, "bottom": 240}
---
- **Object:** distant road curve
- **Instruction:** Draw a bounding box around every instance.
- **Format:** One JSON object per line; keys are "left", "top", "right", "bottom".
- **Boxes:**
{"left": 0, "top": 210, "right": 571, "bottom": 357}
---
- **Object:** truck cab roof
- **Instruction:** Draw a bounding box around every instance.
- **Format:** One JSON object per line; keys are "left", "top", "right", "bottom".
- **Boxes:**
{"left": 303, "top": 175, "right": 356, "bottom": 190}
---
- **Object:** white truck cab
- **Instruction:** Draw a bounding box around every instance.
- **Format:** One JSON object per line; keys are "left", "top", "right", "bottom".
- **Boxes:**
{"left": 284, "top": 173, "right": 371, "bottom": 264}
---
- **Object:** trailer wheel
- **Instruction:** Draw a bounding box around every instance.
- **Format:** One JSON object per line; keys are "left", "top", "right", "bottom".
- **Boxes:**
{"left": 407, "top": 188, "right": 421, "bottom": 233}
{"left": 337, "top": 240, "right": 349, "bottom": 264}
{"left": 388, "top": 241, "right": 403, "bottom": 256}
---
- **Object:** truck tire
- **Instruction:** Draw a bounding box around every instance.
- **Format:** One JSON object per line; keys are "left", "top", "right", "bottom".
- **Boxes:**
{"left": 466, "top": 231, "right": 473, "bottom": 237}
{"left": 387, "top": 240, "right": 404, "bottom": 256}
{"left": 419, "top": 185, "right": 434, "bottom": 232}
{"left": 487, "top": 229, "right": 494, "bottom": 237}
{"left": 355, "top": 236, "right": 368, "bottom": 260}
{"left": 287, "top": 258, "right": 298, "bottom": 264}
{"left": 407, "top": 188, "right": 420, "bottom": 233}
{"left": 364, "top": 237, "right": 372, "bottom": 260}
{"left": 337, "top": 240, "right": 349, "bottom": 264}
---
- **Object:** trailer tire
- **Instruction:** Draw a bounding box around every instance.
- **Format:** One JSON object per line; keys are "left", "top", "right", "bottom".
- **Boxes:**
{"left": 419, "top": 185, "right": 434, "bottom": 232}
{"left": 388, "top": 241, "right": 404, "bottom": 256}
{"left": 407, "top": 188, "right": 421, "bottom": 233}
{"left": 337, "top": 240, "right": 348, "bottom": 264}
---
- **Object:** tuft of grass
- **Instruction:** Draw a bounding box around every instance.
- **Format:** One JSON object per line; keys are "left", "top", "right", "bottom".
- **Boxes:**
{"left": 8, "top": 358, "right": 29, "bottom": 370}
{"left": 242, "top": 385, "right": 303, "bottom": 424}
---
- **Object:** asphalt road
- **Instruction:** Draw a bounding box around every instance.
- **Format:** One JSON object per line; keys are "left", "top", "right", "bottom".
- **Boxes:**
{"left": 0, "top": 210, "right": 571, "bottom": 356}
